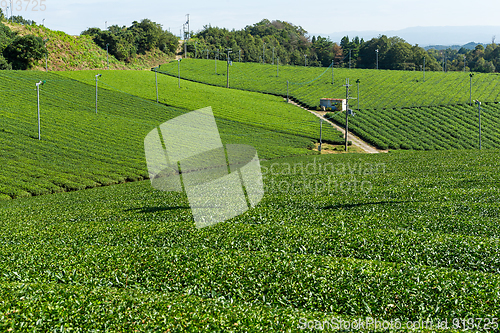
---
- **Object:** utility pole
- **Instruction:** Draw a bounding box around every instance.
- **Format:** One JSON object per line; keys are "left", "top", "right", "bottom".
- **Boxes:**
{"left": 423, "top": 57, "right": 426, "bottom": 82}
{"left": 183, "top": 24, "right": 187, "bottom": 58}
{"left": 184, "top": 14, "right": 189, "bottom": 58}
{"left": 178, "top": 59, "right": 182, "bottom": 88}
{"left": 331, "top": 60, "right": 334, "bottom": 84}
{"left": 95, "top": 74, "right": 101, "bottom": 114}
{"left": 155, "top": 66, "right": 159, "bottom": 102}
{"left": 356, "top": 79, "right": 360, "bottom": 112}
{"left": 272, "top": 47, "right": 275, "bottom": 65}
{"left": 206, "top": 49, "right": 209, "bottom": 60}
{"left": 36, "top": 81, "right": 45, "bottom": 140}
{"left": 469, "top": 73, "right": 474, "bottom": 106}
{"left": 476, "top": 100, "right": 482, "bottom": 149}
{"left": 106, "top": 43, "right": 109, "bottom": 70}
{"left": 332, "top": 60, "right": 333, "bottom": 84}
{"left": 344, "top": 78, "right": 351, "bottom": 151}
{"left": 215, "top": 49, "right": 219, "bottom": 73}
{"left": 319, "top": 118, "right": 323, "bottom": 152}
{"left": 376, "top": 49, "right": 379, "bottom": 69}
{"left": 286, "top": 80, "right": 289, "bottom": 103}
{"left": 226, "top": 49, "right": 232, "bottom": 88}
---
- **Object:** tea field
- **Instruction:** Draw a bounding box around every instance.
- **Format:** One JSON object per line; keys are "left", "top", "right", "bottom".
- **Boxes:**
{"left": 326, "top": 103, "right": 500, "bottom": 150}
{"left": 55, "top": 69, "right": 342, "bottom": 146}
{"left": 156, "top": 58, "right": 500, "bottom": 110}
{"left": 0, "top": 70, "right": 341, "bottom": 199}
{"left": 156, "top": 59, "right": 500, "bottom": 151}
{"left": 0, "top": 150, "right": 499, "bottom": 331}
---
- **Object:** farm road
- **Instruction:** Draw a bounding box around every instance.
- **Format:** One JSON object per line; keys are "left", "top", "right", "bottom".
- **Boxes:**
{"left": 286, "top": 99, "right": 385, "bottom": 154}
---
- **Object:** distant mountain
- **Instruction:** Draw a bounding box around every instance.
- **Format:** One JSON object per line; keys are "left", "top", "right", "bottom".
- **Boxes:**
{"left": 317, "top": 26, "right": 500, "bottom": 47}
{"left": 424, "top": 42, "right": 485, "bottom": 51}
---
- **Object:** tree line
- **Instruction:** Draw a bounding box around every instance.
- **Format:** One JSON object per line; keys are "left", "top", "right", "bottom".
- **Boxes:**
{"left": 0, "top": 10, "right": 178, "bottom": 69}
{"left": 187, "top": 19, "right": 500, "bottom": 73}
{"left": 2, "top": 11, "right": 499, "bottom": 74}
{"left": 81, "top": 19, "right": 178, "bottom": 62}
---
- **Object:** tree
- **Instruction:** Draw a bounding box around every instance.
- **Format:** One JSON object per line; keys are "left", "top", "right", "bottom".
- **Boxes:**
{"left": 81, "top": 19, "right": 177, "bottom": 62}
{"left": 0, "top": 54, "right": 11, "bottom": 70}
{"left": 11, "top": 15, "right": 36, "bottom": 25}
{"left": 358, "top": 37, "right": 379, "bottom": 68}
{"left": 3, "top": 35, "right": 47, "bottom": 69}
{"left": 0, "top": 22, "right": 15, "bottom": 53}
{"left": 385, "top": 41, "right": 412, "bottom": 69}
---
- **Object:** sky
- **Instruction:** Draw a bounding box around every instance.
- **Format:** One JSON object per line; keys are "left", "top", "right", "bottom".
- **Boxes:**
{"left": 2, "top": 0, "right": 500, "bottom": 39}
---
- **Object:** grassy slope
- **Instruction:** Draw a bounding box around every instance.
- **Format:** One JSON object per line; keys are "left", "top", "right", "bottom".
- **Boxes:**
{"left": 56, "top": 69, "right": 343, "bottom": 144}
{"left": 158, "top": 59, "right": 500, "bottom": 150}
{"left": 0, "top": 150, "right": 498, "bottom": 331}
{"left": 0, "top": 70, "right": 343, "bottom": 199}
{"left": 4, "top": 22, "right": 173, "bottom": 70}
{"left": 157, "top": 59, "right": 500, "bottom": 110}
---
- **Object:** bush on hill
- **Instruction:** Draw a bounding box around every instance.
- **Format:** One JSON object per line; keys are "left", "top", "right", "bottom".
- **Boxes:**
{"left": 3, "top": 34, "right": 47, "bottom": 69}
{"left": 81, "top": 19, "right": 178, "bottom": 62}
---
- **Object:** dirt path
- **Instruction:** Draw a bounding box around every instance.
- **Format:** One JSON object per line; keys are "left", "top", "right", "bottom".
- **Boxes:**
{"left": 286, "top": 99, "right": 385, "bottom": 154}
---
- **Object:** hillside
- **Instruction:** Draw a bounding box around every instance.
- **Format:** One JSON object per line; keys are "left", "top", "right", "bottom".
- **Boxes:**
{"left": 0, "top": 150, "right": 499, "bottom": 330}
{"left": 157, "top": 59, "right": 500, "bottom": 150}
{"left": 0, "top": 69, "right": 343, "bottom": 199}
{"left": 158, "top": 59, "right": 500, "bottom": 109}
{"left": 3, "top": 22, "right": 173, "bottom": 70}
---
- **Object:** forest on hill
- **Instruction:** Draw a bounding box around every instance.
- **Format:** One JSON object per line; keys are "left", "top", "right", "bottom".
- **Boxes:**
{"left": 81, "top": 19, "right": 178, "bottom": 62}
{"left": 2, "top": 10, "right": 499, "bottom": 74}
{"left": 0, "top": 9, "right": 178, "bottom": 70}
{"left": 186, "top": 19, "right": 500, "bottom": 73}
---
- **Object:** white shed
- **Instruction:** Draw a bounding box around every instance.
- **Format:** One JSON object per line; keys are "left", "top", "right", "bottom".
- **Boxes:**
{"left": 320, "top": 98, "right": 346, "bottom": 111}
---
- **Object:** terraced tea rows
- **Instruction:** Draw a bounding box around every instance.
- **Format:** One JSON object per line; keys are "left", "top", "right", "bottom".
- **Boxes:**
{"left": 56, "top": 70, "right": 342, "bottom": 146}
{"left": 156, "top": 58, "right": 500, "bottom": 109}
{"left": 155, "top": 59, "right": 500, "bottom": 150}
{"left": 327, "top": 103, "right": 500, "bottom": 150}
{"left": 0, "top": 150, "right": 498, "bottom": 330}
{"left": 0, "top": 70, "right": 341, "bottom": 199}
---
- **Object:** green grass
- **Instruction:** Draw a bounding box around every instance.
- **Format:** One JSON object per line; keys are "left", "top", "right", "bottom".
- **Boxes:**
{"left": 0, "top": 150, "right": 498, "bottom": 331}
{"left": 0, "top": 70, "right": 342, "bottom": 199}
